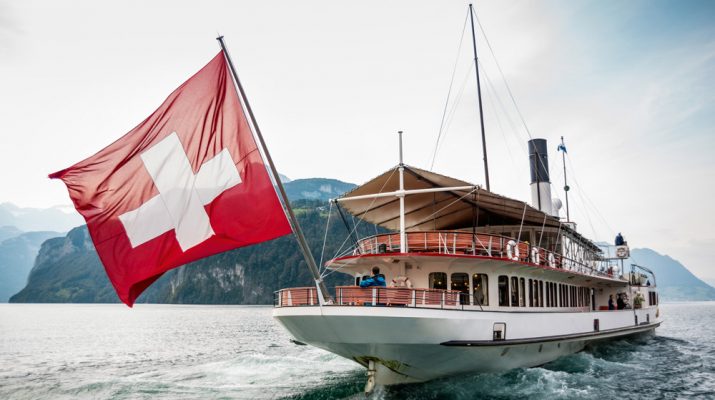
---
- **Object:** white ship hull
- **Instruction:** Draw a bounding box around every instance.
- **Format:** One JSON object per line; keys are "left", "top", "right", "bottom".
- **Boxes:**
{"left": 274, "top": 305, "right": 661, "bottom": 384}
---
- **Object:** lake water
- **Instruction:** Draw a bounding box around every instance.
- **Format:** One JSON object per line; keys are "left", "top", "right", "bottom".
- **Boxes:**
{"left": 0, "top": 303, "right": 713, "bottom": 399}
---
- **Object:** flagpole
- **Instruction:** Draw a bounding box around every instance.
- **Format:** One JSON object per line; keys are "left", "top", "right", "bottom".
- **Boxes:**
{"left": 560, "top": 136, "right": 570, "bottom": 222}
{"left": 217, "top": 36, "right": 331, "bottom": 303}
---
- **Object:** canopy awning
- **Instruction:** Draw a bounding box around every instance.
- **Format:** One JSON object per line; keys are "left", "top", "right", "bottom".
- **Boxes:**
{"left": 337, "top": 165, "right": 562, "bottom": 231}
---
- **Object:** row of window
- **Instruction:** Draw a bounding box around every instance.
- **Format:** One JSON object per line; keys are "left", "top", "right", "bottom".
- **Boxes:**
{"left": 498, "top": 276, "right": 591, "bottom": 308}
{"left": 427, "top": 272, "right": 592, "bottom": 308}
{"left": 430, "top": 272, "right": 489, "bottom": 306}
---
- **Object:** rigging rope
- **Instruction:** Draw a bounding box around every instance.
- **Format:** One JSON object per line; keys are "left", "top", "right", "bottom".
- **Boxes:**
{"left": 432, "top": 63, "right": 475, "bottom": 168}
{"left": 516, "top": 202, "right": 527, "bottom": 246}
{"left": 322, "top": 167, "right": 398, "bottom": 277}
{"left": 318, "top": 201, "right": 334, "bottom": 274}
{"left": 430, "top": 9, "right": 470, "bottom": 170}
{"left": 473, "top": 8, "right": 535, "bottom": 141}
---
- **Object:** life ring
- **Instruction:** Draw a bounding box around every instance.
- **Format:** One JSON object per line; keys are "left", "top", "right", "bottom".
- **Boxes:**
{"left": 531, "top": 247, "right": 540, "bottom": 264}
{"left": 506, "top": 240, "right": 519, "bottom": 261}
{"left": 547, "top": 252, "right": 556, "bottom": 268}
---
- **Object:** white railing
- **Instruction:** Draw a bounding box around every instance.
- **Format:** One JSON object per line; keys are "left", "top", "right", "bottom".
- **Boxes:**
{"left": 350, "top": 231, "right": 619, "bottom": 279}
{"left": 275, "top": 286, "right": 464, "bottom": 309}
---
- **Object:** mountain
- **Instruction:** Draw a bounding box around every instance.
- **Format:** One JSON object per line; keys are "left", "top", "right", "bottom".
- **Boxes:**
{"left": 0, "top": 203, "right": 83, "bottom": 232}
{"left": 10, "top": 200, "right": 377, "bottom": 304}
{"left": 627, "top": 248, "right": 715, "bottom": 301}
{"left": 9, "top": 227, "right": 129, "bottom": 303}
{"left": 0, "top": 225, "right": 23, "bottom": 243}
{"left": 283, "top": 178, "right": 356, "bottom": 202}
{"left": 0, "top": 230, "right": 62, "bottom": 301}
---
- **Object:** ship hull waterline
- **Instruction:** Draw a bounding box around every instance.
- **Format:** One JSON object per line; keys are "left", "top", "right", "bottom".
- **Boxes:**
{"left": 273, "top": 306, "right": 661, "bottom": 385}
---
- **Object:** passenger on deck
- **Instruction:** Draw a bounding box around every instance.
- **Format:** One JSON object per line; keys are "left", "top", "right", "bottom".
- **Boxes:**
{"left": 608, "top": 294, "right": 615, "bottom": 310}
{"left": 360, "top": 266, "right": 386, "bottom": 288}
{"left": 634, "top": 293, "right": 644, "bottom": 309}
{"left": 615, "top": 233, "right": 625, "bottom": 246}
{"left": 616, "top": 293, "right": 625, "bottom": 310}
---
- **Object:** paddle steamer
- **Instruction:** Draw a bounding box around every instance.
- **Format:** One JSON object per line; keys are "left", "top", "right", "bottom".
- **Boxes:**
{"left": 272, "top": 6, "right": 661, "bottom": 392}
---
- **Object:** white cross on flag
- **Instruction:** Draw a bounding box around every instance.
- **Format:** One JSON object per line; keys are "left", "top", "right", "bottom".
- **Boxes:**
{"left": 50, "top": 52, "right": 292, "bottom": 306}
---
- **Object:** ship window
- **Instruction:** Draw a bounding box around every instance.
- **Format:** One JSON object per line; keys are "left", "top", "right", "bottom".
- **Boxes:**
{"left": 551, "top": 282, "right": 561, "bottom": 307}
{"left": 529, "top": 279, "right": 534, "bottom": 307}
{"left": 498, "top": 276, "right": 509, "bottom": 307}
{"left": 572, "top": 286, "right": 575, "bottom": 307}
{"left": 473, "top": 274, "right": 489, "bottom": 306}
{"left": 545, "top": 282, "right": 550, "bottom": 307}
{"left": 451, "top": 273, "right": 469, "bottom": 305}
{"left": 582, "top": 287, "right": 585, "bottom": 307}
{"left": 429, "top": 272, "right": 447, "bottom": 290}
{"left": 567, "top": 285, "right": 570, "bottom": 307}
{"left": 564, "top": 285, "right": 568, "bottom": 307}
{"left": 573, "top": 286, "right": 577, "bottom": 307}
{"left": 539, "top": 281, "right": 544, "bottom": 307}
{"left": 520, "top": 278, "right": 526, "bottom": 307}
{"left": 511, "top": 276, "right": 519, "bottom": 307}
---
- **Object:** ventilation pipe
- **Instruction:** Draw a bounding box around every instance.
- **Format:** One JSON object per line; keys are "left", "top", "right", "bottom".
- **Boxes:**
{"left": 528, "top": 139, "right": 553, "bottom": 216}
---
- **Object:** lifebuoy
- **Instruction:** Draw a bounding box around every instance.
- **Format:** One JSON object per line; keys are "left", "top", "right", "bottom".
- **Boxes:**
{"left": 506, "top": 240, "right": 519, "bottom": 261}
{"left": 547, "top": 252, "right": 556, "bottom": 268}
{"left": 531, "top": 247, "right": 540, "bottom": 264}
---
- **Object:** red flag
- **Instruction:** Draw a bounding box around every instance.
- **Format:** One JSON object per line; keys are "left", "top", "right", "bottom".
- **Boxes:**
{"left": 50, "top": 52, "right": 292, "bottom": 306}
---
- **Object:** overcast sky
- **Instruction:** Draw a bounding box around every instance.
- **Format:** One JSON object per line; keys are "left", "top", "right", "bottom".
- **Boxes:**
{"left": 1, "top": 0, "right": 713, "bottom": 280}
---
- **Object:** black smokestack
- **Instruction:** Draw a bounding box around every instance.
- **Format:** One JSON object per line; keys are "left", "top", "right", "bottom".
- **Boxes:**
{"left": 528, "top": 139, "right": 550, "bottom": 184}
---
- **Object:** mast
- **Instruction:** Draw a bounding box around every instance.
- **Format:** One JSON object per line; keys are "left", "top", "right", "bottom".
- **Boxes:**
{"left": 560, "top": 136, "right": 571, "bottom": 222}
{"left": 398, "top": 131, "right": 406, "bottom": 253}
{"left": 469, "top": 4, "right": 490, "bottom": 192}
{"left": 217, "top": 36, "right": 331, "bottom": 302}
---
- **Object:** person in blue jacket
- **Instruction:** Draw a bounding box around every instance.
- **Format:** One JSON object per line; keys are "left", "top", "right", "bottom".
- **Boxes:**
{"left": 615, "top": 233, "right": 624, "bottom": 246}
{"left": 360, "top": 266, "right": 386, "bottom": 287}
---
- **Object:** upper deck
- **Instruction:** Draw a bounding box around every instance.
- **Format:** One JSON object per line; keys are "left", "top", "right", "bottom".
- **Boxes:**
{"left": 327, "top": 230, "right": 624, "bottom": 282}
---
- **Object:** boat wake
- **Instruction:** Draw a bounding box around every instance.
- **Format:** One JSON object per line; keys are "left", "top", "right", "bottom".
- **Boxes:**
{"left": 285, "top": 331, "right": 711, "bottom": 400}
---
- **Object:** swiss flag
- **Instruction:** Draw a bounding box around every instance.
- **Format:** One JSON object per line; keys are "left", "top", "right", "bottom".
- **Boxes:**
{"left": 50, "top": 52, "right": 292, "bottom": 306}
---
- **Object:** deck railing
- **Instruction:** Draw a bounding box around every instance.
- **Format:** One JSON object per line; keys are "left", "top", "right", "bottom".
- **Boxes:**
{"left": 350, "top": 231, "right": 617, "bottom": 279}
{"left": 274, "top": 286, "right": 465, "bottom": 309}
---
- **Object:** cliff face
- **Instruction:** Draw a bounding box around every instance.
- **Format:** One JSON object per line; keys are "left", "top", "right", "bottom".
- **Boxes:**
{"left": 10, "top": 227, "right": 121, "bottom": 303}
{"left": 10, "top": 201, "right": 366, "bottom": 304}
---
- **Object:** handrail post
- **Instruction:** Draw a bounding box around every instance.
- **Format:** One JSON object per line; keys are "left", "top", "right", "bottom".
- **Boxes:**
{"left": 411, "top": 289, "right": 416, "bottom": 307}
{"left": 372, "top": 287, "right": 377, "bottom": 306}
